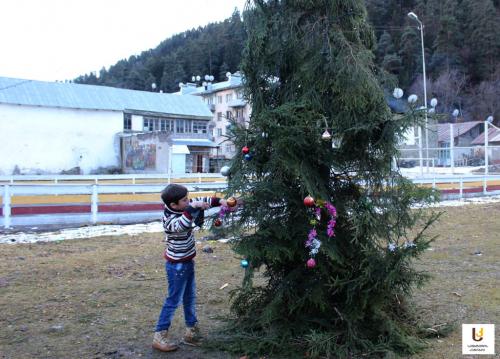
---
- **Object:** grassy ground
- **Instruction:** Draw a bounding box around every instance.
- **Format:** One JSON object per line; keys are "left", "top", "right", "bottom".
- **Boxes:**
{"left": 1, "top": 203, "right": 499, "bottom": 359}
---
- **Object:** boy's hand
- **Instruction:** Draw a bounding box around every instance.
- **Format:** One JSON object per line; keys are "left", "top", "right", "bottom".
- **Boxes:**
{"left": 191, "top": 201, "right": 210, "bottom": 210}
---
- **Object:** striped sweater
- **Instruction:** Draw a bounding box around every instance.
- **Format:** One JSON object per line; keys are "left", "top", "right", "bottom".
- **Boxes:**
{"left": 162, "top": 196, "right": 221, "bottom": 262}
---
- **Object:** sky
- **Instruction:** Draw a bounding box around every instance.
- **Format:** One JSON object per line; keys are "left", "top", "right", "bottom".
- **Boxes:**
{"left": 0, "top": 0, "right": 247, "bottom": 82}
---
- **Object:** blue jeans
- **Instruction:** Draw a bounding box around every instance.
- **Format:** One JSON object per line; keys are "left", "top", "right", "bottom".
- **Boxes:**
{"left": 155, "top": 260, "right": 197, "bottom": 332}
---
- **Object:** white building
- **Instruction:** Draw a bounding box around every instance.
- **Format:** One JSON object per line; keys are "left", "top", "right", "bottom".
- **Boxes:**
{"left": 176, "top": 72, "right": 251, "bottom": 162}
{"left": 0, "top": 77, "right": 214, "bottom": 175}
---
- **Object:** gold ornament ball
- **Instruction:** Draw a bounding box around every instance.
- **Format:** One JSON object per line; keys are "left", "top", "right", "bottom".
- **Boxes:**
{"left": 226, "top": 197, "right": 237, "bottom": 207}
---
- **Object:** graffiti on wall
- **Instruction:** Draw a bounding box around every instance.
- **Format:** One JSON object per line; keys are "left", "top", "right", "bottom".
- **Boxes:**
{"left": 125, "top": 143, "right": 156, "bottom": 170}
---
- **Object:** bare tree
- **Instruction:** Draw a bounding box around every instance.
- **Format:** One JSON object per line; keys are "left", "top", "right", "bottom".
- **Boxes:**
{"left": 409, "top": 69, "right": 467, "bottom": 122}
{"left": 468, "top": 68, "right": 500, "bottom": 124}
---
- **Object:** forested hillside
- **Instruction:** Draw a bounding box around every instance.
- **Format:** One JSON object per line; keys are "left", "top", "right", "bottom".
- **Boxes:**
{"left": 75, "top": 1, "right": 500, "bottom": 122}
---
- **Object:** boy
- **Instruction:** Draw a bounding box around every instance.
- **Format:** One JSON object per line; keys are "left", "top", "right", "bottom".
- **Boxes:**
{"left": 152, "top": 183, "right": 227, "bottom": 352}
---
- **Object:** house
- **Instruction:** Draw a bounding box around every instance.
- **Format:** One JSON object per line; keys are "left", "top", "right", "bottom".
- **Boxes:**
{"left": 471, "top": 126, "right": 500, "bottom": 165}
{"left": 175, "top": 72, "right": 251, "bottom": 165}
{"left": 436, "top": 121, "right": 484, "bottom": 166}
{"left": 0, "top": 76, "right": 214, "bottom": 175}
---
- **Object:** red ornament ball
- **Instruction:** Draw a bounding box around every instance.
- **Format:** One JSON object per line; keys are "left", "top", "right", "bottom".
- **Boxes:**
{"left": 306, "top": 258, "right": 316, "bottom": 268}
{"left": 214, "top": 218, "right": 222, "bottom": 227}
{"left": 242, "top": 146, "right": 250, "bottom": 154}
{"left": 303, "top": 195, "right": 315, "bottom": 207}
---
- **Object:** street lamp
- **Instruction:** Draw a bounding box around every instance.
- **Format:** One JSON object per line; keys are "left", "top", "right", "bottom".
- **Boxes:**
{"left": 407, "top": 11, "right": 429, "bottom": 174}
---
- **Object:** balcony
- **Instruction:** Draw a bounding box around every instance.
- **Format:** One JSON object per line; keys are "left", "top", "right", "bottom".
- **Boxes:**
{"left": 227, "top": 99, "right": 246, "bottom": 108}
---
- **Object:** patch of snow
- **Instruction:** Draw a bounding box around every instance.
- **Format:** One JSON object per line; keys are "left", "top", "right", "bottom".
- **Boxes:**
{"left": 0, "top": 222, "right": 163, "bottom": 244}
{"left": 430, "top": 194, "right": 500, "bottom": 207}
{"left": 400, "top": 166, "right": 483, "bottom": 177}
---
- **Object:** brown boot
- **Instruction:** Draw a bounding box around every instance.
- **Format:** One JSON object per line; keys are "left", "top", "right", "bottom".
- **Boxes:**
{"left": 182, "top": 325, "right": 202, "bottom": 346}
{"left": 152, "top": 330, "right": 179, "bottom": 352}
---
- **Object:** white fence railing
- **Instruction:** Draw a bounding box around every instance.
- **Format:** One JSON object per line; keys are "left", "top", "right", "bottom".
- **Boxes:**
{"left": 1, "top": 181, "right": 228, "bottom": 229}
{"left": 0, "top": 172, "right": 224, "bottom": 184}
{"left": 2, "top": 175, "right": 500, "bottom": 230}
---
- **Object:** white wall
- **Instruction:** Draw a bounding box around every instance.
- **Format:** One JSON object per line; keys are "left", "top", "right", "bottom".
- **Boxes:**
{"left": 0, "top": 103, "right": 123, "bottom": 174}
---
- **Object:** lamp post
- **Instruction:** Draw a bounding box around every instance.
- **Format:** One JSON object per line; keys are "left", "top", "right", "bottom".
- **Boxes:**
{"left": 408, "top": 12, "right": 429, "bottom": 174}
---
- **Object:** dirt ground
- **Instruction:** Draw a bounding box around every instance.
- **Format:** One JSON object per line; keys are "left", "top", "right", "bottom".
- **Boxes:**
{"left": 0, "top": 203, "right": 499, "bottom": 359}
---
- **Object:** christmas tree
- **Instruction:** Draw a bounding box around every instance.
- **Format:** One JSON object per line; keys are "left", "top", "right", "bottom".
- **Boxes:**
{"left": 219, "top": 1, "right": 439, "bottom": 357}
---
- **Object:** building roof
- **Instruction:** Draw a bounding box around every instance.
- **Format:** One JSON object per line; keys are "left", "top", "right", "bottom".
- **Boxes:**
{"left": 0, "top": 76, "right": 212, "bottom": 119}
{"left": 175, "top": 72, "right": 243, "bottom": 96}
{"left": 471, "top": 127, "right": 500, "bottom": 145}
{"left": 172, "top": 138, "right": 218, "bottom": 147}
{"left": 437, "top": 121, "right": 483, "bottom": 142}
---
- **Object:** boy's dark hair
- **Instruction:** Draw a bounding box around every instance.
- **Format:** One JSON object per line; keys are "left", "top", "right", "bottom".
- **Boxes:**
{"left": 161, "top": 184, "right": 188, "bottom": 205}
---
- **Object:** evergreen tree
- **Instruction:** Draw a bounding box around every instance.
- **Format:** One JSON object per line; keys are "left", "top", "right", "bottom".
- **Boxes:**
{"left": 461, "top": 0, "right": 500, "bottom": 82}
{"left": 377, "top": 31, "right": 402, "bottom": 74}
{"left": 160, "top": 54, "right": 186, "bottom": 92}
{"left": 430, "top": 0, "right": 462, "bottom": 74}
{"left": 218, "top": 0, "right": 439, "bottom": 357}
{"left": 399, "top": 25, "right": 421, "bottom": 86}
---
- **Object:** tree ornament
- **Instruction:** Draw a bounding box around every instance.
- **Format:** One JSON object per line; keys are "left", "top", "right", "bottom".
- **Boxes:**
{"left": 244, "top": 153, "right": 253, "bottom": 161}
{"left": 303, "top": 195, "right": 315, "bottom": 207}
{"left": 226, "top": 197, "right": 237, "bottom": 207}
{"left": 213, "top": 218, "right": 222, "bottom": 227}
{"left": 220, "top": 166, "right": 231, "bottom": 177}
{"left": 242, "top": 146, "right": 250, "bottom": 154}
{"left": 321, "top": 130, "right": 332, "bottom": 141}
{"left": 240, "top": 259, "right": 249, "bottom": 268}
{"left": 306, "top": 258, "right": 316, "bottom": 268}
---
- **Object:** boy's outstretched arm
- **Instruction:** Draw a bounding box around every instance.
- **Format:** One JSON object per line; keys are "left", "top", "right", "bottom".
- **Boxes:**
{"left": 190, "top": 196, "right": 226, "bottom": 208}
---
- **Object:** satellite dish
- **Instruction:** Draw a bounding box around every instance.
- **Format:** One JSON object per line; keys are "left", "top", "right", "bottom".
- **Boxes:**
{"left": 205, "top": 75, "right": 210, "bottom": 81}
{"left": 452, "top": 109, "right": 460, "bottom": 117}
{"left": 209, "top": 75, "right": 214, "bottom": 81}
{"left": 430, "top": 98, "right": 438, "bottom": 108}
{"left": 151, "top": 83, "right": 157, "bottom": 90}
{"left": 408, "top": 94, "right": 418, "bottom": 104}
{"left": 226, "top": 72, "right": 232, "bottom": 79}
{"left": 191, "top": 76, "right": 196, "bottom": 82}
{"left": 487, "top": 116, "right": 494, "bottom": 123}
{"left": 196, "top": 75, "right": 201, "bottom": 81}
{"left": 393, "top": 88, "right": 404, "bottom": 99}
{"left": 178, "top": 82, "right": 184, "bottom": 88}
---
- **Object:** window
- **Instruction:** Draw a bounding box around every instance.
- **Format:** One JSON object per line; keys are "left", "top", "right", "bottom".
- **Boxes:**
{"left": 217, "top": 95, "right": 223, "bottom": 104}
{"left": 160, "top": 119, "right": 172, "bottom": 131}
{"left": 217, "top": 112, "right": 223, "bottom": 121}
{"left": 225, "top": 93, "right": 232, "bottom": 102}
{"left": 175, "top": 119, "right": 192, "bottom": 133}
{"left": 226, "top": 111, "right": 232, "bottom": 120}
{"left": 193, "top": 121, "right": 208, "bottom": 134}
{"left": 217, "top": 128, "right": 223, "bottom": 136}
{"left": 205, "top": 96, "right": 214, "bottom": 105}
{"left": 143, "top": 117, "right": 173, "bottom": 132}
{"left": 143, "top": 118, "right": 154, "bottom": 131}
{"left": 123, "top": 113, "right": 132, "bottom": 131}
{"left": 236, "top": 90, "right": 243, "bottom": 99}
